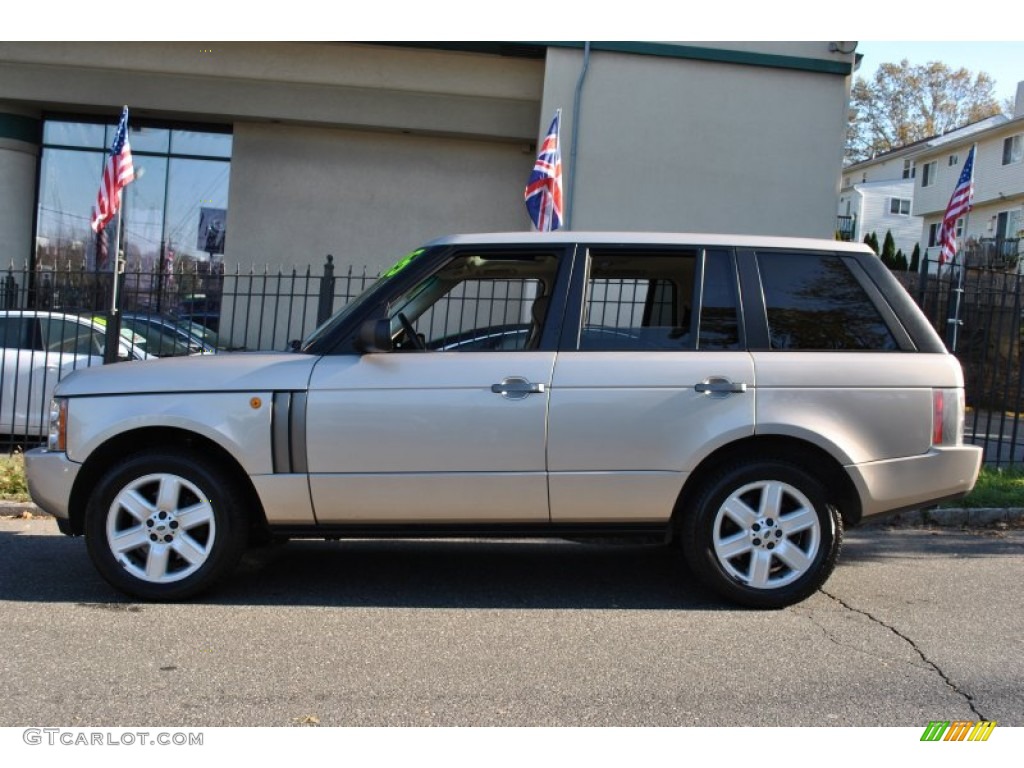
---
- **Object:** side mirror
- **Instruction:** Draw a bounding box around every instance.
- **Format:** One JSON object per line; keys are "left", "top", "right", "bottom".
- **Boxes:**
{"left": 356, "top": 318, "right": 394, "bottom": 353}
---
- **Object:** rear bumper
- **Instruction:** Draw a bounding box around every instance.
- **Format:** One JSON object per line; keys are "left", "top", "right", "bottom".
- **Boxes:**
{"left": 848, "top": 446, "right": 984, "bottom": 519}
{"left": 24, "top": 448, "right": 80, "bottom": 526}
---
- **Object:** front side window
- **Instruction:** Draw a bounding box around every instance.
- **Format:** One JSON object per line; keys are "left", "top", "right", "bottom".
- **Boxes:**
{"left": 758, "top": 252, "right": 898, "bottom": 351}
{"left": 388, "top": 252, "right": 559, "bottom": 351}
{"left": 902, "top": 159, "right": 915, "bottom": 179}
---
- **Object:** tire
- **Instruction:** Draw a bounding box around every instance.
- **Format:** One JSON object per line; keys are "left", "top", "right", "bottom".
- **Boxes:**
{"left": 680, "top": 460, "right": 843, "bottom": 609}
{"left": 84, "top": 450, "right": 249, "bottom": 601}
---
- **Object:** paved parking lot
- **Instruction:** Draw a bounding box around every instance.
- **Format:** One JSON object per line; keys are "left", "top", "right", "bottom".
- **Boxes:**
{"left": 0, "top": 516, "right": 1021, "bottom": 727}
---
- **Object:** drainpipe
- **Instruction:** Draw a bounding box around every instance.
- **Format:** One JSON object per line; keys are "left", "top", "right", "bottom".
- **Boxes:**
{"left": 566, "top": 41, "right": 590, "bottom": 231}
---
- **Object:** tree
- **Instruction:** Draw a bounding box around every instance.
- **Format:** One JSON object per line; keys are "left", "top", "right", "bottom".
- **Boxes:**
{"left": 864, "top": 231, "right": 879, "bottom": 255}
{"left": 879, "top": 231, "right": 908, "bottom": 271}
{"left": 909, "top": 243, "right": 921, "bottom": 273}
{"left": 847, "top": 60, "right": 1004, "bottom": 163}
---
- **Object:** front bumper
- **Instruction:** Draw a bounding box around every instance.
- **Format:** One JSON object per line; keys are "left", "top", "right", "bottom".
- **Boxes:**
{"left": 847, "top": 445, "right": 984, "bottom": 519}
{"left": 24, "top": 448, "right": 81, "bottom": 527}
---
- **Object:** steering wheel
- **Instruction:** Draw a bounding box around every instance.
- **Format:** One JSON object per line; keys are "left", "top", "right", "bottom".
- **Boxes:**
{"left": 397, "top": 312, "right": 426, "bottom": 351}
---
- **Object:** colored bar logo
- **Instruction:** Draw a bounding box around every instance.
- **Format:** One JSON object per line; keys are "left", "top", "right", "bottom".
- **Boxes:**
{"left": 921, "top": 720, "right": 997, "bottom": 741}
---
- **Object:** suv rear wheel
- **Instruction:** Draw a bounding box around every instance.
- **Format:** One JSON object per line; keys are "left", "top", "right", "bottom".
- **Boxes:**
{"left": 681, "top": 460, "right": 843, "bottom": 609}
{"left": 84, "top": 451, "right": 248, "bottom": 601}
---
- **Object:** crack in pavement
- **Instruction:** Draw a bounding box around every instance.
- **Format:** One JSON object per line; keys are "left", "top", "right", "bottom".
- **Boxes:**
{"left": 819, "top": 589, "right": 986, "bottom": 720}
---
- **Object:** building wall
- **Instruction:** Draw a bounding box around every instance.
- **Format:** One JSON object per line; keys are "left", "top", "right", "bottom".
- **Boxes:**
{"left": 0, "top": 41, "right": 855, "bottom": 285}
{"left": 540, "top": 45, "right": 850, "bottom": 237}
{"left": 914, "top": 118, "right": 1024, "bottom": 217}
{"left": 0, "top": 103, "right": 39, "bottom": 268}
{"left": 229, "top": 122, "right": 534, "bottom": 270}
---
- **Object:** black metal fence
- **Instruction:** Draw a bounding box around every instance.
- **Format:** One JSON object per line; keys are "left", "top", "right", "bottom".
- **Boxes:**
{"left": 5, "top": 253, "right": 1022, "bottom": 468}
{"left": 0, "top": 256, "right": 375, "bottom": 450}
{"left": 904, "top": 258, "right": 1023, "bottom": 467}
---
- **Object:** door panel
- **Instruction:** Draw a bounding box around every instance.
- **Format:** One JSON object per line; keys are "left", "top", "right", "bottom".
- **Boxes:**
{"left": 547, "top": 351, "right": 755, "bottom": 522}
{"left": 307, "top": 352, "right": 555, "bottom": 523}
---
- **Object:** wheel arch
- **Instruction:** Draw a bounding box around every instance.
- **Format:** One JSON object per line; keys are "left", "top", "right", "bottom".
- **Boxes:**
{"left": 671, "top": 435, "right": 862, "bottom": 534}
{"left": 67, "top": 427, "right": 269, "bottom": 539}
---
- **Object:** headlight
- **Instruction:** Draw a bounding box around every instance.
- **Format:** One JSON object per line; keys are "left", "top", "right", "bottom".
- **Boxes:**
{"left": 47, "top": 398, "right": 68, "bottom": 452}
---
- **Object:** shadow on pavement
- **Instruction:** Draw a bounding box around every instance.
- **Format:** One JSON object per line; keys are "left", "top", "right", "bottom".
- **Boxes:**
{"left": 0, "top": 523, "right": 730, "bottom": 610}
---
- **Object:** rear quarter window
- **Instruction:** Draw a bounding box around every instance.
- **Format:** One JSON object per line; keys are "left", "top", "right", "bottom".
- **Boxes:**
{"left": 757, "top": 252, "right": 898, "bottom": 351}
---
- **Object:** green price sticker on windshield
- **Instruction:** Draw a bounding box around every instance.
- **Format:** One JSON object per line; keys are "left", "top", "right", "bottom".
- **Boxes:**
{"left": 381, "top": 248, "right": 425, "bottom": 279}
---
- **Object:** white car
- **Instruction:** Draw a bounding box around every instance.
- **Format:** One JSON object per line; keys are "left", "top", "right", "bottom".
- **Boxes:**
{"left": 0, "top": 311, "right": 147, "bottom": 437}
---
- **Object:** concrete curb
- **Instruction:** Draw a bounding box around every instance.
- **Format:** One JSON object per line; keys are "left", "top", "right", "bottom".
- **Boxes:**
{"left": 4, "top": 500, "right": 1022, "bottom": 528}
{"left": 862, "top": 506, "right": 1024, "bottom": 528}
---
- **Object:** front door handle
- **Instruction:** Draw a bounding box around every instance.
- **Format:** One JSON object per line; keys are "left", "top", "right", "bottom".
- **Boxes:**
{"left": 695, "top": 377, "right": 748, "bottom": 395}
{"left": 491, "top": 376, "right": 546, "bottom": 400}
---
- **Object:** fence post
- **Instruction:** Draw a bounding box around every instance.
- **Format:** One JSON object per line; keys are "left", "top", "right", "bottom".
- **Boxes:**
{"left": 316, "top": 254, "right": 335, "bottom": 326}
{"left": 1, "top": 268, "right": 16, "bottom": 309}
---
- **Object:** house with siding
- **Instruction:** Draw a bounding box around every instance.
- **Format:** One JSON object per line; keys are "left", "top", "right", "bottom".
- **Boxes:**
{"left": 913, "top": 82, "right": 1024, "bottom": 272}
{"left": 839, "top": 114, "right": 1008, "bottom": 259}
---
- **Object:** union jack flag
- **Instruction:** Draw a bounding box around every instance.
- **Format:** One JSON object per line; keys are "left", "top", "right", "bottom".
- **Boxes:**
{"left": 524, "top": 110, "right": 563, "bottom": 231}
{"left": 938, "top": 145, "right": 975, "bottom": 264}
{"left": 90, "top": 106, "right": 135, "bottom": 234}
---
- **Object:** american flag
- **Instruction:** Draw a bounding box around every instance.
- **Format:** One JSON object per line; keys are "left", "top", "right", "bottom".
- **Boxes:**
{"left": 938, "top": 145, "right": 975, "bottom": 264}
{"left": 90, "top": 106, "right": 135, "bottom": 234}
{"left": 524, "top": 110, "right": 563, "bottom": 231}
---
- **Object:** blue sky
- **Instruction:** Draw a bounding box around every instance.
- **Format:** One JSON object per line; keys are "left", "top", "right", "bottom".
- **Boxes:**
{"left": 856, "top": 42, "right": 1023, "bottom": 106}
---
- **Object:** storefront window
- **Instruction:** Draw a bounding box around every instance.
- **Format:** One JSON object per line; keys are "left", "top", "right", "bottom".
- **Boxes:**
{"left": 35, "top": 118, "right": 231, "bottom": 274}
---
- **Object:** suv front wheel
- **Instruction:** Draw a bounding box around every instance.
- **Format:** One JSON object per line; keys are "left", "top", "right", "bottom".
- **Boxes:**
{"left": 681, "top": 460, "right": 843, "bottom": 609}
{"left": 84, "top": 450, "right": 248, "bottom": 601}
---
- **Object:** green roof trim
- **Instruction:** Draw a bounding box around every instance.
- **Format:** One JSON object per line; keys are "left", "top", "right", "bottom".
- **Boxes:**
{"left": 373, "top": 42, "right": 854, "bottom": 76}
{"left": 0, "top": 113, "right": 42, "bottom": 144}
{"left": 540, "top": 42, "right": 854, "bottom": 75}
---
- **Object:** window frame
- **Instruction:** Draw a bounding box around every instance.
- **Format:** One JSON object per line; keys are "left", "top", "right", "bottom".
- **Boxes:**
{"left": 921, "top": 161, "right": 937, "bottom": 188}
{"left": 749, "top": 249, "right": 912, "bottom": 353}
{"left": 1003, "top": 134, "right": 1023, "bottom": 166}
{"left": 560, "top": 245, "right": 744, "bottom": 353}
{"left": 889, "top": 198, "right": 911, "bottom": 216}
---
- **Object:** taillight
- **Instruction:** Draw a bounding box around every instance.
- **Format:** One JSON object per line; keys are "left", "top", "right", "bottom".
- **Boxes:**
{"left": 932, "top": 388, "right": 964, "bottom": 447}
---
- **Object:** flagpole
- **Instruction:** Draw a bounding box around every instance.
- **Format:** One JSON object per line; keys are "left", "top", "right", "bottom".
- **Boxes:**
{"left": 947, "top": 143, "right": 977, "bottom": 353}
{"left": 110, "top": 209, "right": 122, "bottom": 314}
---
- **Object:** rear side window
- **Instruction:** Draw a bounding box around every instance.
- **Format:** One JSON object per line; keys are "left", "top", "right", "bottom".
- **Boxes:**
{"left": 578, "top": 249, "right": 741, "bottom": 351}
{"left": 580, "top": 251, "right": 696, "bottom": 350}
{"left": 758, "top": 252, "right": 898, "bottom": 350}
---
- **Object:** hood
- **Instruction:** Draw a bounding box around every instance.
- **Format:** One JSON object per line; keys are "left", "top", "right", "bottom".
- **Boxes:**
{"left": 55, "top": 352, "right": 319, "bottom": 397}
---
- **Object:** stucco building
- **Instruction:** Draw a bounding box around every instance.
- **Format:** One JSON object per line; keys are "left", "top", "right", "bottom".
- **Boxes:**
{"left": 1, "top": 42, "right": 856, "bottom": 279}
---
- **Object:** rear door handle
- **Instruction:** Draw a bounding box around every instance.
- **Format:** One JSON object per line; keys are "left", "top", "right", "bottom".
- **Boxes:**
{"left": 695, "top": 377, "right": 748, "bottom": 394}
{"left": 491, "top": 376, "right": 545, "bottom": 400}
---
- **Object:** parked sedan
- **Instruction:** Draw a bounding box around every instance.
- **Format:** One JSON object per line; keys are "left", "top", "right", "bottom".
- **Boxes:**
{"left": 0, "top": 311, "right": 148, "bottom": 437}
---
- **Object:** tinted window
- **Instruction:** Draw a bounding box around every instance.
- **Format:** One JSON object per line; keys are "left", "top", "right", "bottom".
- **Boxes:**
{"left": 758, "top": 252, "right": 898, "bottom": 350}
{"left": 0, "top": 317, "right": 34, "bottom": 350}
{"left": 698, "top": 250, "right": 741, "bottom": 350}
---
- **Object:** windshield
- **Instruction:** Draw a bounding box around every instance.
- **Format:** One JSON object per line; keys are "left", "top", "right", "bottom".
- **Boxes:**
{"left": 300, "top": 247, "right": 430, "bottom": 351}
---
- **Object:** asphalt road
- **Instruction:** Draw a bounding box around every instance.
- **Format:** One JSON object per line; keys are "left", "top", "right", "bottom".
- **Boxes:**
{"left": 0, "top": 516, "right": 1021, "bottom": 727}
